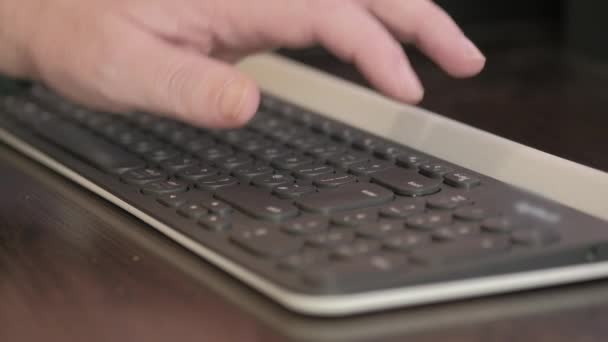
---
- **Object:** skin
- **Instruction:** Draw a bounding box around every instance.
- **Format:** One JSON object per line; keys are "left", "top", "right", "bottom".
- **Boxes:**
{"left": 0, "top": 0, "right": 485, "bottom": 128}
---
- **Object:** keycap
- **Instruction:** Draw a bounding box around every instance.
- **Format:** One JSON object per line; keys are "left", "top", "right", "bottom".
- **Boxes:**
{"left": 374, "top": 145, "right": 407, "bottom": 161}
{"left": 255, "top": 146, "right": 292, "bottom": 161}
{"left": 482, "top": 217, "right": 516, "bottom": 233}
{"left": 232, "top": 163, "right": 274, "bottom": 181}
{"left": 283, "top": 216, "right": 329, "bottom": 235}
{"left": 444, "top": 172, "right": 481, "bottom": 189}
{"left": 121, "top": 168, "right": 167, "bottom": 185}
{"left": 177, "top": 202, "right": 209, "bottom": 220}
{"left": 419, "top": 163, "right": 455, "bottom": 178}
{"left": 331, "top": 210, "right": 377, "bottom": 227}
{"left": 383, "top": 231, "right": 430, "bottom": 251}
{"left": 307, "top": 230, "right": 355, "bottom": 248}
{"left": 279, "top": 250, "right": 329, "bottom": 270}
{"left": 353, "top": 136, "right": 383, "bottom": 151}
{"left": 427, "top": 194, "right": 474, "bottom": 210}
{"left": 215, "top": 154, "right": 253, "bottom": 170}
{"left": 454, "top": 206, "right": 491, "bottom": 221}
{"left": 129, "top": 138, "right": 164, "bottom": 154}
{"left": 240, "top": 138, "right": 272, "bottom": 152}
{"left": 144, "top": 147, "right": 181, "bottom": 163}
{"left": 432, "top": 222, "right": 480, "bottom": 241}
{"left": 184, "top": 137, "right": 215, "bottom": 153}
{"left": 296, "top": 183, "right": 393, "bottom": 214}
{"left": 396, "top": 154, "right": 429, "bottom": 169}
{"left": 309, "top": 144, "right": 347, "bottom": 159}
{"left": 215, "top": 186, "right": 299, "bottom": 222}
{"left": 289, "top": 134, "right": 327, "bottom": 150}
{"left": 231, "top": 227, "right": 303, "bottom": 257}
{"left": 379, "top": 198, "right": 426, "bottom": 218}
{"left": 410, "top": 236, "right": 511, "bottom": 265}
{"left": 252, "top": 173, "right": 295, "bottom": 190}
{"left": 197, "top": 175, "right": 239, "bottom": 191}
{"left": 512, "top": 228, "right": 560, "bottom": 246}
{"left": 32, "top": 119, "right": 145, "bottom": 174}
{"left": 271, "top": 155, "right": 315, "bottom": 171}
{"left": 293, "top": 164, "right": 335, "bottom": 179}
{"left": 327, "top": 152, "right": 370, "bottom": 169}
{"left": 303, "top": 253, "right": 408, "bottom": 290}
{"left": 176, "top": 165, "right": 219, "bottom": 182}
{"left": 332, "top": 240, "right": 380, "bottom": 259}
{"left": 371, "top": 168, "right": 442, "bottom": 196}
{"left": 160, "top": 156, "right": 199, "bottom": 172}
{"left": 314, "top": 172, "right": 358, "bottom": 188}
{"left": 200, "top": 199, "right": 232, "bottom": 216}
{"left": 357, "top": 220, "right": 404, "bottom": 239}
{"left": 406, "top": 212, "right": 452, "bottom": 230}
{"left": 273, "top": 183, "right": 316, "bottom": 199}
{"left": 141, "top": 179, "right": 188, "bottom": 196}
{"left": 157, "top": 193, "right": 190, "bottom": 208}
{"left": 199, "top": 214, "right": 232, "bottom": 231}
{"left": 197, "top": 145, "right": 234, "bottom": 161}
{"left": 349, "top": 160, "right": 394, "bottom": 177}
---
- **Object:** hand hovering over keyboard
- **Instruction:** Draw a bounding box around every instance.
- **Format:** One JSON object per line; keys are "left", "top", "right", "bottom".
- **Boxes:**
{"left": 0, "top": 0, "right": 485, "bottom": 128}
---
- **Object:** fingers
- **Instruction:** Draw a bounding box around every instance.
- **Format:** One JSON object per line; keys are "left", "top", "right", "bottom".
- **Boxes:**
{"left": 361, "top": 0, "right": 486, "bottom": 78}
{"left": 308, "top": 1, "right": 424, "bottom": 103}
{"left": 96, "top": 25, "right": 260, "bottom": 128}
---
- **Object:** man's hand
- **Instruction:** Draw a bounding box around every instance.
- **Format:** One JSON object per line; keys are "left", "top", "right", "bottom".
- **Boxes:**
{"left": 0, "top": 0, "right": 485, "bottom": 128}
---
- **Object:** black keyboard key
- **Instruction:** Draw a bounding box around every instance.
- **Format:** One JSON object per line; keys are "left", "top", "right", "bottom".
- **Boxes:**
{"left": 197, "top": 175, "right": 239, "bottom": 191}
{"left": 374, "top": 145, "right": 407, "bottom": 161}
{"left": 353, "top": 136, "right": 383, "bottom": 151}
{"left": 303, "top": 253, "right": 408, "bottom": 290}
{"left": 200, "top": 199, "right": 232, "bottom": 216}
{"left": 411, "top": 236, "right": 511, "bottom": 265}
{"left": 512, "top": 228, "right": 560, "bottom": 246}
{"left": 289, "top": 134, "right": 327, "bottom": 150}
{"left": 396, "top": 154, "right": 429, "bottom": 169}
{"left": 166, "top": 127, "right": 198, "bottom": 145}
{"left": 184, "top": 137, "right": 215, "bottom": 153}
{"left": 349, "top": 160, "right": 393, "bottom": 177}
{"left": 232, "top": 163, "right": 274, "bottom": 181}
{"left": 444, "top": 172, "right": 482, "bottom": 189}
{"left": 482, "top": 217, "right": 515, "bottom": 233}
{"left": 215, "top": 186, "right": 299, "bottom": 222}
{"left": 157, "top": 193, "right": 190, "bottom": 208}
{"left": 371, "top": 168, "right": 442, "bottom": 196}
{"left": 240, "top": 138, "right": 273, "bottom": 152}
{"left": 331, "top": 210, "right": 377, "bottom": 227}
{"left": 121, "top": 168, "right": 167, "bottom": 185}
{"left": 273, "top": 183, "right": 316, "bottom": 199}
{"left": 454, "top": 206, "right": 491, "bottom": 221}
{"left": 419, "top": 163, "right": 455, "bottom": 178}
{"left": 177, "top": 202, "right": 209, "bottom": 220}
{"left": 296, "top": 183, "right": 393, "bottom": 214}
{"left": 383, "top": 231, "right": 430, "bottom": 251}
{"left": 327, "top": 152, "right": 370, "bottom": 169}
{"left": 129, "top": 138, "right": 164, "bottom": 154}
{"left": 432, "top": 222, "right": 480, "bottom": 241}
{"left": 216, "top": 129, "right": 257, "bottom": 144}
{"left": 283, "top": 216, "right": 329, "bottom": 235}
{"left": 144, "top": 147, "right": 181, "bottom": 163}
{"left": 197, "top": 145, "right": 234, "bottom": 161}
{"left": 33, "top": 119, "right": 145, "bottom": 174}
{"left": 215, "top": 154, "right": 253, "bottom": 170}
{"left": 308, "top": 144, "right": 347, "bottom": 159}
{"left": 116, "top": 131, "right": 146, "bottom": 146}
{"left": 176, "top": 165, "right": 219, "bottom": 182}
{"left": 160, "top": 156, "right": 199, "bottom": 172}
{"left": 252, "top": 173, "right": 295, "bottom": 190}
{"left": 332, "top": 128, "right": 363, "bottom": 143}
{"left": 199, "top": 214, "right": 232, "bottom": 231}
{"left": 357, "top": 220, "right": 404, "bottom": 239}
{"left": 406, "top": 212, "right": 452, "bottom": 230}
{"left": 332, "top": 240, "right": 380, "bottom": 259}
{"left": 427, "top": 194, "right": 474, "bottom": 210}
{"left": 313, "top": 173, "right": 357, "bottom": 188}
{"left": 271, "top": 155, "right": 315, "bottom": 171}
{"left": 255, "top": 146, "right": 292, "bottom": 161}
{"left": 231, "top": 227, "right": 303, "bottom": 257}
{"left": 379, "top": 198, "right": 426, "bottom": 218}
{"left": 141, "top": 179, "right": 188, "bottom": 196}
{"left": 279, "top": 250, "right": 329, "bottom": 270}
{"left": 293, "top": 164, "right": 335, "bottom": 180}
{"left": 307, "top": 230, "right": 355, "bottom": 248}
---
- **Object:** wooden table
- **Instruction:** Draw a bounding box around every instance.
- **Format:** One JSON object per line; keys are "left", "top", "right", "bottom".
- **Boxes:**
{"left": 2, "top": 33, "right": 608, "bottom": 342}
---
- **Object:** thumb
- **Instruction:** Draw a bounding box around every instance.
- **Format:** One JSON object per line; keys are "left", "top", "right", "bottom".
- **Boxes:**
{"left": 103, "top": 28, "right": 260, "bottom": 128}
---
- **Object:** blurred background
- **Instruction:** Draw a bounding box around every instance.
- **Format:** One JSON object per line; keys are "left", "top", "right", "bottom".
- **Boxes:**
{"left": 281, "top": 0, "right": 608, "bottom": 172}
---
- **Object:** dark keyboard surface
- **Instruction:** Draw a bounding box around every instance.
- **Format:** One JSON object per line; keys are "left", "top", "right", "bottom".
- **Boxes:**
{"left": 1, "top": 86, "right": 607, "bottom": 302}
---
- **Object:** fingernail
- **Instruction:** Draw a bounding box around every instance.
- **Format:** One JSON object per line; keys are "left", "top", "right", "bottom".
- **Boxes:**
{"left": 463, "top": 37, "right": 486, "bottom": 61}
{"left": 219, "top": 77, "right": 248, "bottom": 121}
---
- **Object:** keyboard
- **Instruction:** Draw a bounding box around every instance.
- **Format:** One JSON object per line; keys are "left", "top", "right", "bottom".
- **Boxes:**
{"left": 1, "top": 81, "right": 608, "bottom": 316}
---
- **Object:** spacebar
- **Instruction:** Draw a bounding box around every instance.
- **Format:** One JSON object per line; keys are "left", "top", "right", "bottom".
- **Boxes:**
{"left": 33, "top": 119, "right": 145, "bottom": 173}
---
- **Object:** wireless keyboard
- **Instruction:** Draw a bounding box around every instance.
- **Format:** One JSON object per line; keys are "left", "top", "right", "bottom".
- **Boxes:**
{"left": 1, "top": 56, "right": 608, "bottom": 316}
